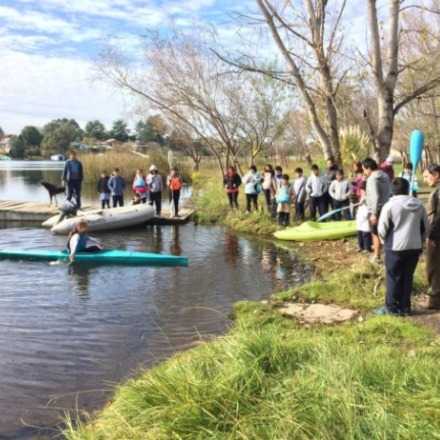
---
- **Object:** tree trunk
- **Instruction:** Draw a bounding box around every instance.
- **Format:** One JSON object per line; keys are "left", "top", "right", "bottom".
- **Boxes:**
{"left": 375, "top": 90, "right": 395, "bottom": 161}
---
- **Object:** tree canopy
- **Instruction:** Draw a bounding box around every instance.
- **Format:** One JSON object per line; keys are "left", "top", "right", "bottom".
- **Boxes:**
{"left": 20, "top": 126, "right": 43, "bottom": 147}
{"left": 41, "top": 118, "right": 83, "bottom": 156}
{"left": 110, "top": 119, "right": 129, "bottom": 142}
{"left": 85, "top": 120, "right": 107, "bottom": 140}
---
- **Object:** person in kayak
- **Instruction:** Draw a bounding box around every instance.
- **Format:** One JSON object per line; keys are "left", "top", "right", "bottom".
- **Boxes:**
{"left": 97, "top": 172, "right": 111, "bottom": 209}
{"left": 223, "top": 166, "right": 242, "bottom": 209}
{"left": 67, "top": 220, "right": 103, "bottom": 263}
{"left": 63, "top": 150, "right": 84, "bottom": 209}
{"left": 377, "top": 178, "right": 427, "bottom": 315}
{"left": 168, "top": 167, "right": 183, "bottom": 217}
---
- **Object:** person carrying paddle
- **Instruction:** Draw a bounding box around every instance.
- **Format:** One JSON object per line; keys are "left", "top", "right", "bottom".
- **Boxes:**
{"left": 63, "top": 150, "right": 83, "bottom": 209}
{"left": 377, "top": 178, "right": 428, "bottom": 315}
{"left": 328, "top": 169, "right": 352, "bottom": 220}
{"left": 425, "top": 165, "right": 440, "bottom": 309}
{"left": 362, "top": 158, "right": 391, "bottom": 264}
{"left": 67, "top": 220, "right": 103, "bottom": 263}
{"left": 168, "top": 167, "right": 183, "bottom": 217}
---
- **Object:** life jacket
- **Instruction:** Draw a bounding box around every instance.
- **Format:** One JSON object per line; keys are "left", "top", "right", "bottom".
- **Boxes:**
{"left": 67, "top": 232, "right": 88, "bottom": 252}
{"left": 169, "top": 176, "right": 183, "bottom": 191}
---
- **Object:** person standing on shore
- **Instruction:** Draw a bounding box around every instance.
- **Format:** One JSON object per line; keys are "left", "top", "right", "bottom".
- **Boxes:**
{"left": 425, "top": 165, "right": 440, "bottom": 309}
{"left": 63, "top": 150, "right": 83, "bottom": 208}
{"left": 147, "top": 165, "right": 163, "bottom": 216}
{"left": 223, "top": 166, "right": 242, "bottom": 209}
{"left": 262, "top": 164, "right": 276, "bottom": 213}
{"left": 306, "top": 164, "right": 328, "bottom": 220}
{"left": 97, "top": 172, "right": 111, "bottom": 209}
{"left": 362, "top": 158, "right": 391, "bottom": 264}
{"left": 377, "top": 178, "right": 428, "bottom": 315}
{"left": 293, "top": 167, "right": 306, "bottom": 221}
{"left": 132, "top": 169, "right": 148, "bottom": 204}
{"left": 243, "top": 165, "right": 261, "bottom": 213}
{"left": 108, "top": 168, "right": 126, "bottom": 207}
{"left": 329, "top": 169, "right": 352, "bottom": 220}
{"left": 168, "top": 168, "right": 183, "bottom": 217}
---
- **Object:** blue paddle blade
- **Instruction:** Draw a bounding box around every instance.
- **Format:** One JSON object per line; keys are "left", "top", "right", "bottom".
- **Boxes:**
{"left": 409, "top": 130, "right": 424, "bottom": 167}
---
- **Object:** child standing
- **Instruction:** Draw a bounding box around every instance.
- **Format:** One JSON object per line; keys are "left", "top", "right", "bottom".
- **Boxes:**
{"left": 276, "top": 174, "right": 293, "bottom": 226}
{"left": 356, "top": 182, "right": 372, "bottom": 252}
{"left": 97, "top": 172, "right": 110, "bottom": 209}
{"left": 329, "top": 169, "right": 352, "bottom": 220}
{"left": 108, "top": 168, "right": 126, "bottom": 207}
{"left": 223, "top": 166, "right": 242, "bottom": 209}
{"left": 168, "top": 168, "right": 183, "bottom": 217}
{"left": 132, "top": 169, "right": 148, "bottom": 203}
{"left": 243, "top": 165, "right": 261, "bottom": 213}
{"left": 293, "top": 167, "right": 306, "bottom": 221}
{"left": 306, "top": 164, "right": 328, "bottom": 220}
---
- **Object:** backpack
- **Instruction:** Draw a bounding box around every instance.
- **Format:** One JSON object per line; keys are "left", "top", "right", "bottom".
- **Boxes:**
{"left": 169, "top": 176, "right": 183, "bottom": 191}
{"left": 276, "top": 186, "right": 290, "bottom": 204}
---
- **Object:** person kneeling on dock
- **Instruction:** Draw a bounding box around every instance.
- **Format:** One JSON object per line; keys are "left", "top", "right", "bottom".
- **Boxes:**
{"left": 377, "top": 178, "right": 428, "bottom": 316}
{"left": 67, "top": 220, "right": 103, "bottom": 263}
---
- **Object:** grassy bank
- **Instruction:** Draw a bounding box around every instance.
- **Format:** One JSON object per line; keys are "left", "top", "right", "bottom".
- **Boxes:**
{"left": 65, "top": 237, "right": 438, "bottom": 439}
{"left": 66, "top": 301, "right": 440, "bottom": 439}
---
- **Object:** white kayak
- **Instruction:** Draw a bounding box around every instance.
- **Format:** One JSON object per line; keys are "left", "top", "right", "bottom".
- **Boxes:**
{"left": 50, "top": 204, "right": 155, "bottom": 235}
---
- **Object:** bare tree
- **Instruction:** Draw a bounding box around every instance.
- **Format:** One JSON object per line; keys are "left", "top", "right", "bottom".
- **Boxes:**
{"left": 218, "top": 0, "right": 350, "bottom": 164}
{"left": 98, "top": 31, "right": 287, "bottom": 175}
{"left": 365, "top": 0, "right": 440, "bottom": 160}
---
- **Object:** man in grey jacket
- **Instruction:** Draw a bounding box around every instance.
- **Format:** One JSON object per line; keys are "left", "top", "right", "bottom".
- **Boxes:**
{"left": 362, "top": 158, "right": 391, "bottom": 262}
{"left": 378, "top": 178, "right": 428, "bottom": 315}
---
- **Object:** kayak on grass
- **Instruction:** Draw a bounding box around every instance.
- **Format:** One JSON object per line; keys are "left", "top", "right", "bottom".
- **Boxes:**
{"left": 274, "top": 220, "right": 357, "bottom": 242}
{"left": 0, "top": 249, "right": 188, "bottom": 267}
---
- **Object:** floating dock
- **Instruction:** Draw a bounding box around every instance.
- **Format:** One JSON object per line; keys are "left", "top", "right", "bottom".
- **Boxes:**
{"left": 0, "top": 200, "right": 194, "bottom": 226}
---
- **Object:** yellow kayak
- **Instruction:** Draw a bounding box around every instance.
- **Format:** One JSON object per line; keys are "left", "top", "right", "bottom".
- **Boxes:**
{"left": 274, "top": 221, "right": 357, "bottom": 242}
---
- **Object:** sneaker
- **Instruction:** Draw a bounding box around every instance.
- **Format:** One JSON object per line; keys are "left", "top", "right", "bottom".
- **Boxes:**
{"left": 374, "top": 306, "right": 399, "bottom": 316}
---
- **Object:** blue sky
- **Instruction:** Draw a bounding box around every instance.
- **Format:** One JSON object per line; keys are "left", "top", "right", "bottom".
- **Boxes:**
{"left": 0, "top": 0, "right": 255, "bottom": 133}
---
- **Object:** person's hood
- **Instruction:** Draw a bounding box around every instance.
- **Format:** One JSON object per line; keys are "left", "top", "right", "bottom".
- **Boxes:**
{"left": 372, "top": 169, "right": 390, "bottom": 182}
{"left": 392, "top": 195, "right": 424, "bottom": 212}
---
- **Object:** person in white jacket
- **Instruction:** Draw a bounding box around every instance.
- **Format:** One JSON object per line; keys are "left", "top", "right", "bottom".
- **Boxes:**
{"left": 328, "top": 169, "right": 352, "bottom": 220}
{"left": 306, "top": 164, "right": 328, "bottom": 220}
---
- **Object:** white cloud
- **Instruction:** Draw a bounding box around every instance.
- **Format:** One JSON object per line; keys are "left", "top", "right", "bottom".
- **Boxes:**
{"left": 0, "top": 50, "right": 132, "bottom": 133}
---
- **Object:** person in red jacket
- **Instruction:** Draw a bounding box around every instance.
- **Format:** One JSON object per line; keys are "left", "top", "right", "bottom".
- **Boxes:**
{"left": 168, "top": 168, "right": 183, "bottom": 217}
{"left": 379, "top": 156, "right": 395, "bottom": 181}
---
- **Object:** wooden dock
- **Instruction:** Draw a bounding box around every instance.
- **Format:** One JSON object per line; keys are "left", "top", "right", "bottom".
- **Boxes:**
{"left": 0, "top": 200, "right": 194, "bottom": 226}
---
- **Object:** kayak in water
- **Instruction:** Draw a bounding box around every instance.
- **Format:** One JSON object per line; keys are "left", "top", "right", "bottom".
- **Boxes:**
{"left": 0, "top": 249, "right": 188, "bottom": 267}
{"left": 274, "top": 220, "right": 357, "bottom": 242}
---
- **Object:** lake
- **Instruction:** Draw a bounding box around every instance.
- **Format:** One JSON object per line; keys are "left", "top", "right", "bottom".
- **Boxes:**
{"left": 0, "top": 161, "right": 309, "bottom": 439}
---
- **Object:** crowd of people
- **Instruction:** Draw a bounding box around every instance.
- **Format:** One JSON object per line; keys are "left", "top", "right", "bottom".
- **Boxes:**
{"left": 63, "top": 150, "right": 184, "bottom": 218}
{"left": 223, "top": 156, "right": 440, "bottom": 317}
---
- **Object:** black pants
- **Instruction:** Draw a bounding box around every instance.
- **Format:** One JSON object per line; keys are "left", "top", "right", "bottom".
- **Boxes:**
{"left": 112, "top": 195, "right": 124, "bottom": 207}
{"left": 333, "top": 199, "right": 351, "bottom": 220}
{"left": 227, "top": 192, "right": 239, "bottom": 209}
{"left": 101, "top": 199, "right": 110, "bottom": 209}
{"left": 295, "top": 201, "right": 305, "bottom": 221}
{"left": 150, "top": 191, "right": 162, "bottom": 215}
{"left": 67, "top": 180, "right": 82, "bottom": 208}
{"left": 278, "top": 212, "right": 290, "bottom": 226}
{"left": 263, "top": 189, "right": 272, "bottom": 211}
{"left": 385, "top": 250, "right": 421, "bottom": 314}
{"left": 310, "top": 196, "right": 327, "bottom": 220}
{"left": 246, "top": 194, "right": 258, "bottom": 212}
{"left": 171, "top": 190, "right": 180, "bottom": 216}
{"left": 357, "top": 231, "right": 372, "bottom": 252}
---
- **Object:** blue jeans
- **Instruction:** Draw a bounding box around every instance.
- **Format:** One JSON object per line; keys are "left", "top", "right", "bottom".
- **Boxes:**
{"left": 67, "top": 180, "right": 82, "bottom": 208}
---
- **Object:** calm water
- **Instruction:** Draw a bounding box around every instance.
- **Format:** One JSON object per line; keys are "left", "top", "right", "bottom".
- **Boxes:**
{"left": 0, "top": 162, "right": 309, "bottom": 439}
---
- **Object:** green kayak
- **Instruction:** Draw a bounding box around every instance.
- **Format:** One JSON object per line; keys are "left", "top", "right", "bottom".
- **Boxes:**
{"left": 274, "top": 221, "right": 357, "bottom": 242}
{"left": 0, "top": 249, "right": 188, "bottom": 267}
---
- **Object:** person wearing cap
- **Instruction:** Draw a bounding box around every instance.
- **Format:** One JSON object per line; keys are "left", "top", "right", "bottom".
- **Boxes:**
{"left": 379, "top": 155, "right": 395, "bottom": 181}
{"left": 147, "top": 165, "right": 163, "bottom": 216}
{"left": 425, "top": 164, "right": 440, "bottom": 309}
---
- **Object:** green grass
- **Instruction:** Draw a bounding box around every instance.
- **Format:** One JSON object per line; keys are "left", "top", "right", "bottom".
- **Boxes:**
{"left": 192, "top": 177, "right": 278, "bottom": 236}
{"left": 273, "top": 258, "right": 428, "bottom": 311}
{"left": 65, "top": 302, "right": 440, "bottom": 440}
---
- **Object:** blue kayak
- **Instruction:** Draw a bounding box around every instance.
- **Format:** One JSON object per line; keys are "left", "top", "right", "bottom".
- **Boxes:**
{"left": 0, "top": 249, "right": 188, "bottom": 267}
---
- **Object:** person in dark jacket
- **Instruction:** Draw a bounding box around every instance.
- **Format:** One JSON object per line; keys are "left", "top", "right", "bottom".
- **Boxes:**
{"left": 63, "top": 150, "right": 83, "bottom": 208}
{"left": 223, "top": 166, "right": 242, "bottom": 209}
{"left": 108, "top": 168, "right": 126, "bottom": 207}
{"left": 97, "top": 172, "right": 110, "bottom": 209}
{"left": 377, "top": 178, "right": 428, "bottom": 315}
{"left": 425, "top": 165, "right": 440, "bottom": 309}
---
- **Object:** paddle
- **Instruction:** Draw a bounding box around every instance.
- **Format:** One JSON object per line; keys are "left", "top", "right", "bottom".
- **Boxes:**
{"left": 317, "top": 203, "right": 360, "bottom": 222}
{"left": 409, "top": 129, "right": 424, "bottom": 195}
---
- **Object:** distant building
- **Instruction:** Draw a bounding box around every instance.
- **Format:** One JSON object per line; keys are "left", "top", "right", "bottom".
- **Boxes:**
{"left": 0, "top": 136, "right": 14, "bottom": 154}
